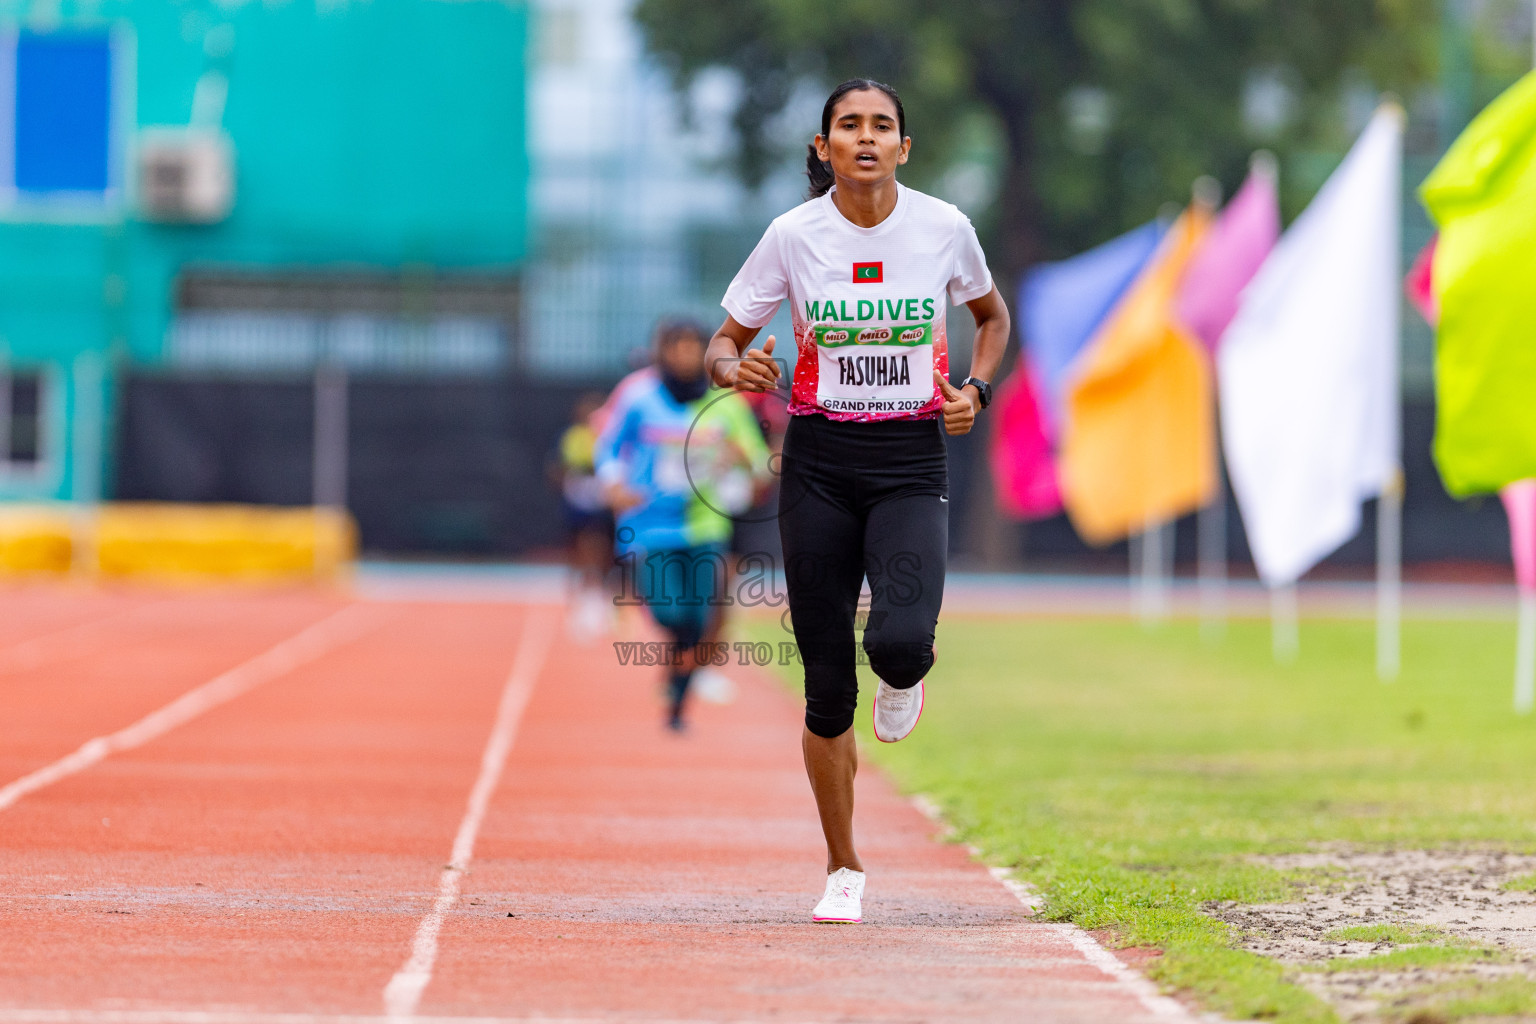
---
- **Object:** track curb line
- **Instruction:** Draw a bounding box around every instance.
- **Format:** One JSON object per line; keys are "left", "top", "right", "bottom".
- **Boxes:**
{"left": 907, "top": 793, "right": 1200, "bottom": 1022}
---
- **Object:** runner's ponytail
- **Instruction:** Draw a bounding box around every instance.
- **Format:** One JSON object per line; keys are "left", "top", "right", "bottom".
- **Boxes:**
{"left": 806, "top": 78, "right": 906, "bottom": 201}
{"left": 806, "top": 145, "right": 835, "bottom": 199}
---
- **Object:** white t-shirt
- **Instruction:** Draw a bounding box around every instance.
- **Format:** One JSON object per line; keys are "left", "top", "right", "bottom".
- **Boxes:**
{"left": 722, "top": 183, "right": 994, "bottom": 422}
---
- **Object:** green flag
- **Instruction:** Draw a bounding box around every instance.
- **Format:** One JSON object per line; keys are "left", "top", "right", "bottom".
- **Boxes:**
{"left": 1420, "top": 70, "right": 1536, "bottom": 496}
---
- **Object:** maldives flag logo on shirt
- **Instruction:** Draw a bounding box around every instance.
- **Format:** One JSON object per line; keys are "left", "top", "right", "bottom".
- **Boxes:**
{"left": 852, "top": 261, "right": 883, "bottom": 283}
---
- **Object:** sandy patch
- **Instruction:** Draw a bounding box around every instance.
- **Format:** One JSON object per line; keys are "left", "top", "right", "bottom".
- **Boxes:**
{"left": 1203, "top": 848, "right": 1536, "bottom": 1022}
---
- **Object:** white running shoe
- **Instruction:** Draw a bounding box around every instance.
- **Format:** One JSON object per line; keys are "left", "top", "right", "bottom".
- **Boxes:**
{"left": 872, "top": 679, "right": 924, "bottom": 743}
{"left": 693, "top": 667, "right": 738, "bottom": 705}
{"left": 812, "top": 867, "right": 865, "bottom": 923}
{"left": 565, "top": 588, "right": 612, "bottom": 644}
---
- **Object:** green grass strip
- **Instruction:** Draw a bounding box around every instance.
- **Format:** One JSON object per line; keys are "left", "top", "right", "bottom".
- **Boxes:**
{"left": 1321, "top": 922, "right": 1446, "bottom": 943}
{"left": 1315, "top": 944, "right": 1501, "bottom": 972}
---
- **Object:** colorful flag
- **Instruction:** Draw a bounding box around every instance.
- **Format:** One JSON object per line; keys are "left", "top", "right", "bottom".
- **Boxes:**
{"left": 1505, "top": 480, "right": 1536, "bottom": 593}
{"left": 1420, "top": 70, "right": 1536, "bottom": 496}
{"left": 1059, "top": 207, "right": 1215, "bottom": 545}
{"left": 1409, "top": 233, "right": 1536, "bottom": 602}
{"left": 1175, "top": 162, "right": 1280, "bottom": 352}
{"left": 1405, "top": 235, "right": 1438, "bottom": 326}
{"left": 989, "top": 363, "right": 1062, "bottom": 520}
{"left": 1218, "top": 105, "right": 1403, "bottom": 586}
{"left": 1019, "top": 220, "right": 1166, "bottom": 438}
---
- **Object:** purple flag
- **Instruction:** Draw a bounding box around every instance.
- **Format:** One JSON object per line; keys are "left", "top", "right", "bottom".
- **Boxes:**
{"left": 1020, "top": 220, "right": 1166, "bottom": 438}
{"left": 1176, "top": 163, "right": 1280, "bottom": 351}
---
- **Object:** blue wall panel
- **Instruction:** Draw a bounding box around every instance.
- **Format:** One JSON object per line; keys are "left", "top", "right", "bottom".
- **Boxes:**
{"left": 14, "top": 33, "right": 112, "bottom": 193}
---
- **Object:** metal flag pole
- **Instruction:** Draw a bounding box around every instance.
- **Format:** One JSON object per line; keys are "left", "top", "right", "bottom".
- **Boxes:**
{"left": 1136, "top": 518, "right": 1172, "bottom": 626}
{"left": 70, "top": 352, "right": 106, "bottom": 575}
{"left": 1136, "top": 522, "right": 1157, "bottom": 625}
{"left": 313, "top": 360, "right": 349, "bottom": 510}
{"left": 1377, "top": 468, "right": 1404, "bottom": 681}
{"left": 1506, "top": 482, "right": 1536, "bottom": 711}
{"left": 1161, "top": 518, "right": 1175, "bottom": 616}
{"left": 1271, "top": 581, "right": 1299, "bottom": 663}
{"left": 1189, "top": 174, "right": 1227, "bottom": 642}
{"left": 1199, "top": 462, "right": 1228, "bottom": 642}
{"left": 1376, "top": 97, "right": 1407, "bottom": 683}
{"left": 312, "top": 319, "right": 349, "bottom": 513}
{"left": 1128, "top": 529, "right": 1142, "bottom": 618}
{"left": 1519, "top": 2, "right": 1536, "bottom": 710}
{"left": 1517, "top": 586, "right": 1536, "bottom": 714}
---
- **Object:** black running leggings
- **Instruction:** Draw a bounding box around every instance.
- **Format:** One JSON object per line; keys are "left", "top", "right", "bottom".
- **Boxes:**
{"left": 778, "top": 413, "right": 948, "bottom": 738}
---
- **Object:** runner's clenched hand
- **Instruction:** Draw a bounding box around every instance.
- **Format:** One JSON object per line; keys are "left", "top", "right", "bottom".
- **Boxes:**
{"left": 603, "top": 482, "right": 643, "bottom": 514}
{"left": 935, "top": 370, "right": 978, "bottom": 436}
{"left": 732, "top": 335, "right": 781, "bottom": 393}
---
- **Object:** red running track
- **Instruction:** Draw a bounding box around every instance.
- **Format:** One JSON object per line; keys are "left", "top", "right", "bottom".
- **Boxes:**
{"left": 0, "top": 586, "right": 1190, "bottom": 1023}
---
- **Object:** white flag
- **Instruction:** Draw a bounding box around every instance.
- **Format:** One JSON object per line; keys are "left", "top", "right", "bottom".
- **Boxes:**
{"left": 1218, "top": 105, "right": 1403, "bottom": 586}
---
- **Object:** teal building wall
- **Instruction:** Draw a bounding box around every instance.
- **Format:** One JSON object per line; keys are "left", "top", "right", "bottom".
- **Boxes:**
{"left": 0, "top": 0, "right": 530, "bottom": 501}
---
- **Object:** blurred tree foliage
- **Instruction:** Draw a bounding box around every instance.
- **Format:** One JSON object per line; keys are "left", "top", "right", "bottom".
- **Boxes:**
{"left": 634, "top": 0, "right": 1439, "bottom": 292}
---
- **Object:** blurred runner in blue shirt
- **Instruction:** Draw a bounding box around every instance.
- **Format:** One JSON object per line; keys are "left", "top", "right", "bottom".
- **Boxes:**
{"left": 595, "top": 318, "right": 771, "bottom": 730}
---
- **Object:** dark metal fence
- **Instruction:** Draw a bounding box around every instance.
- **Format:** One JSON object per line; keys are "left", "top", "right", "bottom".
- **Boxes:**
{"left": 113, "top": 372, "right": 604, "bottom": 555}
{"left": 112, "top": 371, "right": 1509, "bottom": 571}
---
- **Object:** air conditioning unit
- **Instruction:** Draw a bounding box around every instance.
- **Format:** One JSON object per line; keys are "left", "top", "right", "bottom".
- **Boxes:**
{"left": 136, "top": 128, "right": 235, "bottom": 224}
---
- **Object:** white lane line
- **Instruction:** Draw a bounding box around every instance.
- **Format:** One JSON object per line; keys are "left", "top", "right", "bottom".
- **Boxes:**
{"left": 907, "top": 795, "right": 1196, "bottom": 1022}
{"left": 382, "top": 610, "right": 555, "bottom": 1022}
{"left": 0, "top": 603, "right": 385, "bottom": 813}
{"left": 0, "top": 600, "right": 171, "bottom": 677}
{"left": 1045, "top": 923, "right": 1198, "bottom": 1021}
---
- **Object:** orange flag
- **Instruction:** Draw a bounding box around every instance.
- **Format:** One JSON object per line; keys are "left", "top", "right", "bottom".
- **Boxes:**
{"left": 1059, "top": 208, "right": 1215, "bottom": 545}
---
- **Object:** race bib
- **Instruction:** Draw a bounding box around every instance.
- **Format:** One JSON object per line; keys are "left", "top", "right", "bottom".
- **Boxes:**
{"left": 814, "top": 323, "right": 935, "bottom": 415}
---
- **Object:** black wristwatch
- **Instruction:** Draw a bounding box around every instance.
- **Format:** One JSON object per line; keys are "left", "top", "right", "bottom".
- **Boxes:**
{"left": 959, "top": 376, "right": 993, "bottom": 410}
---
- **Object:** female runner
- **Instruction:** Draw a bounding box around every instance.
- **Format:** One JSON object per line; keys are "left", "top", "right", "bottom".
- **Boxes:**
{"left": 706, "top": 79, "right": 1010, "bottom": 923}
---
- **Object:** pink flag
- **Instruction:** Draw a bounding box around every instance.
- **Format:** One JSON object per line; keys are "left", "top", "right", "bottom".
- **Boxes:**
{"left": 1504, "top": 480, "right": 1536, "bottom": 592}
{"left": 1175, "top": 162, "right": 1280, "bottom": 351}
{"left": 1405, "top": 235, "right": 1439, "bottom": 326}
{"left": 990, "top": 363, "right": 1062, "bottom": 520}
